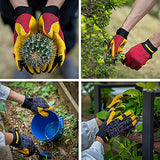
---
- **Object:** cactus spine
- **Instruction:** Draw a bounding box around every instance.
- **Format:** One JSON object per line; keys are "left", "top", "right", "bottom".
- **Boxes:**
{"left": 20, "top": 33, "right": 57, "bottom": 69}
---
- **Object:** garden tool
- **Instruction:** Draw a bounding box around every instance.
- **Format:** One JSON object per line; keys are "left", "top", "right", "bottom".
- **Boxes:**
{"left": 38, "top": 5, "right": 66, "bottom": 73}
{"left": 22, "top": 95, "right": 53, "bottom": 117}
{"left": 107, "top": 28, "right": 129, "bottom": 57}
{"left": 13, "top": 6, "right": 38, "bottom": 74}
{"left": 122, "top": 39, "right": 157, "bottom": 70}
{"left": 35, "top": 148, "right": 52, "bottom": 158}
{"left": 96, "top": 110, "right": 137, "bottom": 142}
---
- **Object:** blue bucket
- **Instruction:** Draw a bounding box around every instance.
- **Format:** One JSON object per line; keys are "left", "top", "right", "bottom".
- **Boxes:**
{"left": 31, "top": 111, "right": 64, "bottom": 141}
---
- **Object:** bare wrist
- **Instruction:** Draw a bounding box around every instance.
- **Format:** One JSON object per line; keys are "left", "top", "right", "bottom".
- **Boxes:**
{"left": 46, "top": 0, "right": 65, "bottom": 9}
{"left": 95, "top": 136, "right": 105, "bottom": 146}
{"left": 9, "top": 0, "right": 28, "bottom": 10}
{"left": 95, "top": 117, "right": 103, "bottom": 127}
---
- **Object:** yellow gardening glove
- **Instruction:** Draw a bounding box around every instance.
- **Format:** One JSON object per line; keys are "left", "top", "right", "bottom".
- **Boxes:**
{"left": 13, "top": 7, "right": 38, "bottom": 74}
{"left": 38, "top": 6, "right": 66, "bottom": 73}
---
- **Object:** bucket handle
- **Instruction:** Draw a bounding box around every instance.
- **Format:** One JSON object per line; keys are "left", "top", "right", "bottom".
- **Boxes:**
{"left": 60, "top": 117, "right": 64, "bottom": 130}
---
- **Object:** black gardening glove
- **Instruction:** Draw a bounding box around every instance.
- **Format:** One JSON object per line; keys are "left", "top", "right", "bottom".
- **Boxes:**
{"left": 10, "top": 130, "right": 37, "bottom": 156}
{"left": 96, "top": 110, "right": 137, "bottom": 143}
{"left": 22, "top": 95, "right": 53, "bottom": 117}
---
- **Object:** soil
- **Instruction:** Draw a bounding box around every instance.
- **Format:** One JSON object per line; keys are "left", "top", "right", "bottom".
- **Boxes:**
{"left": 63, "top": 82, "right": 78, "bottom": 104}
{"left": 1, "top": 82, "right": 78, "bottom": 160}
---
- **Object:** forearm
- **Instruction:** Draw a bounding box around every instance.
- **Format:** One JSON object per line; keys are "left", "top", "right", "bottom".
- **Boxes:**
{"left": 46, "top": 0, "right": 65, "bottom": 9}
{"left": 7, "top": 90, "right": 25, "bottom": 104}
{"left": 9, "top": 0, "right": 28, "bottom": 9}
{"left": 122, "top": 0, "right": 158, "bottom": 32}
{"left": 149, "top": 29, "right": 160, "bottom": 48}
{"left": 3, "top": 132, "right": 13, "bottom": 145}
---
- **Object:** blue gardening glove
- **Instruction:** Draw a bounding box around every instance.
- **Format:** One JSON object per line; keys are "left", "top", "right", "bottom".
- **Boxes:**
{"left": 22, "top": 95, "right": 53, "bottom": 117}
{"left": 10, "top": 130, "right": 37, "bottom": 156}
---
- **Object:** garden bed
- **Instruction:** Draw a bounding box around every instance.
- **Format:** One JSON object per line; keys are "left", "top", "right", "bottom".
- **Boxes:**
{"left": 1, "top": 82, "right": 78, "bottom": 160}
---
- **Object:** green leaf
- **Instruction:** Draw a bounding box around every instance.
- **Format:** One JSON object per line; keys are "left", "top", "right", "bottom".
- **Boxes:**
{"left": 124, "top": 89, "right": 140, "bottom": 97}
{"left": 64, "top": 114, "right": 74, "bottom": 120}
{"left": 104, "top": 150, "right": 113, "bottom": 159}
{"left": 146, "top": 82, "right": 157, "bottom": 91}
{"left": 68, "top": 128, "right": 74, "bottom": 142}
{"left": 21, "top": 117, "right": 28, "bottom": 122}
{"left": 136, "top": 123, "right": 143, "bottom": 132}
{"left": 156, "top": 129, "right": 160, "bottom": 137}
{"left": 96, "top": 110, "right": 109, "bottom": 120}
{"left": 48, "top": 100, "right": 55, "bottom": 106}
{"left": 0, "top": 124, "right": 4, "bottom": 131}
{"left": 136, "top": 82, "right": 145, "bottom": 88}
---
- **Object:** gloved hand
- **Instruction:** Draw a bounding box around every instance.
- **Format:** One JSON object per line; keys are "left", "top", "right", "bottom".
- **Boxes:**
{"left": 96, "top": 110, "right": 137, "bottom": 143}
{"left": 108, "top": 28, "right": 129, "bottom": 57}
{"left": 10, "top": 130, "right": 37, "bottom": 156}
{"left": 13, "top": 6, "right": 38, "bottom": 74}
{"left": 22, "top": 95, "right": 53, "bottom": 117}
{"left": 121, "top": 39, "right": 157, "bottom": 70}
{"left": 106, "top": 94, "right": 129, "bottom": 111}
{"left": 38, "top": 6, "right": 66, "bottom": 73}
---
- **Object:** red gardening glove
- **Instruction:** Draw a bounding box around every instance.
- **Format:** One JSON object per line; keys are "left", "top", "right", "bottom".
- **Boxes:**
{"left": 108, "top": 28, "right": 129, "bottom": 57}
{"left": 122, "top": 39, "right": 157, "bottom": 70}
{"left": 13, "top": 6, "right": 38, "bottom": 74}
{"left": 38, "top": 6, "right": 66, "bottom": 73}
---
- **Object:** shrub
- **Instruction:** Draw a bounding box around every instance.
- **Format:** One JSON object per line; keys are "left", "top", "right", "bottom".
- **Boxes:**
{"left": 81, "top": 0, "right": 128, "bottom": 78}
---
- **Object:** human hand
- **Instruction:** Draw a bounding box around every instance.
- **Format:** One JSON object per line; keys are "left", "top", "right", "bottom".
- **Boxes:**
{"left": 108, "top": 28, "right": 128, "bottom": 57}
{"left": 13, "top": 6, "right": 38, "bottom": 74}
{"left": 96, "top": 110, "right": 137, "bottom": 143}
{"left": 10, "top": 130, "right": 37, "bottom": 156}
{"left": 22, "top": 95, "right": 53, "bottom": 117}
{"left": 122, "top": 39, "right": 157, "bottom": 70}
{"left": 38, "top": 6, "right": 66, "bottom": 73}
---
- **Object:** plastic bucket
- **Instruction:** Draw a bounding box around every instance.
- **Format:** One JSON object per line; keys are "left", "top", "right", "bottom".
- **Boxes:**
{"left": 31, "top": 110, "right": 64, "bottom": 141}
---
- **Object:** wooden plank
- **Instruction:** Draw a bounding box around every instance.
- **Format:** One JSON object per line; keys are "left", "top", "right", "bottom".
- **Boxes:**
{"left": 58, "top": 82, "right": 78, "bottom": 113}
{"left": 128, "top": 132, "right": 160, "bottom": 153}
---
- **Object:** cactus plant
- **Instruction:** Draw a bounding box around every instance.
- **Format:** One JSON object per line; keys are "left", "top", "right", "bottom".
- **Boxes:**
{"left": 20, "top": 33, "right": 57, "bottom": 70}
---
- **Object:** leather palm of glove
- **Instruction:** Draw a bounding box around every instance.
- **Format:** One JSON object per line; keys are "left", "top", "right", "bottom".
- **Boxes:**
{"left": 108, "top": 28, "right": 129, "bottom": 58}
{"left": 10, "top": 130, "right": 37, "bottom": 156}
{"left": 13, "top": 6, "right": 38, "bottom": 75}
{"left": 121, "top": 39, "right": 157, "bottom": 70}
{"left": 22, "top": 95, "right": 53, "bottom": 117}
{"left": 96, "top": 110, "right": 137, "bottom": 143}
{"left": 38, "top": 6, "right": 66, "bottom": 73}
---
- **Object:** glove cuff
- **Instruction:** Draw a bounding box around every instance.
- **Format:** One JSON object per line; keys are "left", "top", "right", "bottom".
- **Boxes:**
{"left": 42, "top": 6, "right": 59, "bottom": 17}
{"left": 96, "top": 129, "right": 109, "bottom": 143}
{"left": 142, "top": 39, "right": 157, "bottom": 57}
{"left": 9, "top": 130, "right": 20, "bottom": 147}
{"left": 116, "top": 28, "right": 129, "bottom": 39}
{"left": 15, "top": 6, "right": 32, "bottom": 19}
{"left": 21, "top": 95, "right": 33, "bottom": 110}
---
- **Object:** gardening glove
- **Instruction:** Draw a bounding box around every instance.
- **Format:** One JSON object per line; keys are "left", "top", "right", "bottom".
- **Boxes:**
{"left": 106, "top": 94, "right": 129, "bottom": 111}
{"left": 13, "top": 6, "right": 38, "bottom": 74}
{"left": 122, "top": 39, "right": 157, "bottom": 70}
{"left": 22, "top": 95, "right": 53, "bottom": 117}
{"left": 10, "top": 130, "right": 37, "bottom": 156}
{"left": 38, "top": 6, "right": 66, "bottom": 73}
{"left": 108, "top": 28, "right": 129, "bottom": 57}
{"left": 96, "top": 110, "right": 137, "bottom": 143}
